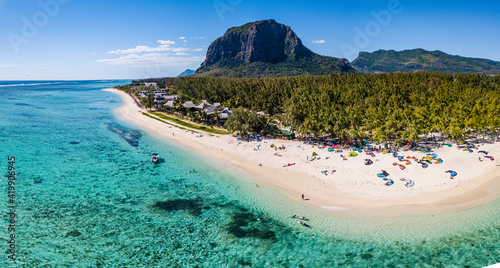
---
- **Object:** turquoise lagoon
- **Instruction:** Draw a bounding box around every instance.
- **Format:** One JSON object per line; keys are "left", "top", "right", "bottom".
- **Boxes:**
{"left": 0, "top": 81, "right": 499, "bottom": 267}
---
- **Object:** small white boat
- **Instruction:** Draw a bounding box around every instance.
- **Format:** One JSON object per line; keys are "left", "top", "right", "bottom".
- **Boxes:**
{"left": 151, "top": 153, "right": 159, "bottom": 163}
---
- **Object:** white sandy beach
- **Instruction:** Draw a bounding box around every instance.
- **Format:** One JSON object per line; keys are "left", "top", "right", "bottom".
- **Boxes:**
{"left": 104, "top": 88, "right": 500, "bottom": 215}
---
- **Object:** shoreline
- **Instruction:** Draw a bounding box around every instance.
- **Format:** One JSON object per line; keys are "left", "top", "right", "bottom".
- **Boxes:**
{"left": 104, "top": 88, "right": 500, "bottom": 216}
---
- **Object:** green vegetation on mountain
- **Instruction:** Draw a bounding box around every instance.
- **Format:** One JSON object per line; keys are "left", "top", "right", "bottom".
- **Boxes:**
{"left": 195, "top": 56, "right": 352, "bottom": 78}
{"left": 352, "top": 49, "right": 500, "bottom": 74}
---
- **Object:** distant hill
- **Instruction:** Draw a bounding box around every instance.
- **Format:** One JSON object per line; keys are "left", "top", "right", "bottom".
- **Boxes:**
{"left": 351, "top": 49, "right": 500, "bottom": 74}
{"left": 195, "top": 19, "right": 354, "bottom": 78}
{"left": 177, "top": 69, "right": 196, "bottom": 77}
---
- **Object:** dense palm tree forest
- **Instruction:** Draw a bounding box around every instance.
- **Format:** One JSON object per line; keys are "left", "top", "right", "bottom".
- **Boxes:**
{"left": 131, "top": 72, "right": 500, "bottom": 145}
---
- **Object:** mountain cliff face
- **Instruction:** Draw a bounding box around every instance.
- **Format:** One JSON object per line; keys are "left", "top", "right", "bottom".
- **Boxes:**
{"left": 196, "top": 19, "right": 354, "bottom": 77}
{"left": 352, "top": 49, "right": 500, "bottom": 74}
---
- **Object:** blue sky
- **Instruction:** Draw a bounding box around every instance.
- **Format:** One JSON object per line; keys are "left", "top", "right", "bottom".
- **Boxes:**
{"left": 1, "top": 0, "right": 499, "bottom": 80}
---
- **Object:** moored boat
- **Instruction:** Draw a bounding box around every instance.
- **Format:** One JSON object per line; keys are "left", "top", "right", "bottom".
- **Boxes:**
{"left": 151, "top": 153, "right": 159, "bottom": 163}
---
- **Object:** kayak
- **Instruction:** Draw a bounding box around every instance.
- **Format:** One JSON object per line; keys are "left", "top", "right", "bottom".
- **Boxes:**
{"left": 384, "top": 179, "right": 394, "bottom": 186}
{"left": 377, "top": 170, "right": 389, "bottom": 177}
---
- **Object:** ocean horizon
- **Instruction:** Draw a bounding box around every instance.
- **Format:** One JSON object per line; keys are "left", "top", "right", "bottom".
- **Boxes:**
{"left": 1, "top": 80, "right": 499, "bottom": 267}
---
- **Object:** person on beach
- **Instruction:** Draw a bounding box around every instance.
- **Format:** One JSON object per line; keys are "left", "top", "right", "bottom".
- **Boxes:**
{"left": 302, "top": 194, "right": 304, "bottom": 200}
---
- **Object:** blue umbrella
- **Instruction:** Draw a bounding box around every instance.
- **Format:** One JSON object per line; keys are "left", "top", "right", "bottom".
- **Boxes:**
{"left": 445, "top": 170, "right": 457, "bottom": 177}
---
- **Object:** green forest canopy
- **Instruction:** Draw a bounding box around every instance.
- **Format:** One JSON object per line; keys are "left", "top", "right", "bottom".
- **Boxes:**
{"left": 136, "top": 72, "right": 500, "bottom": 144}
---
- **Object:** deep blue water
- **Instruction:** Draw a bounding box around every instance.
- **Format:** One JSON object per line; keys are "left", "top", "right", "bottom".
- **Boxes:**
{"left": 0, "top": 80, "right": 499, "bottom": 267}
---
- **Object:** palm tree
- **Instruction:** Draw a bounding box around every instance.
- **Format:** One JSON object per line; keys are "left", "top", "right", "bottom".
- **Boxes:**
{"left": 174, "top": 101, "right": 184, "bottom": 115}
{"left": 144, "top": 94, "right": 155, "bottom": 111}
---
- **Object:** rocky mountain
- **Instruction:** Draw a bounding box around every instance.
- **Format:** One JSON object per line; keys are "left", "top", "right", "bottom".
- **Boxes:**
{"left": 195, "top": 19, "right": 354, "bottom": 77}
{"left": 177, "top": 69, "right": 196, "bottom": 77}
{"left": 351, "top": 49, "right": 500, "bottom": 74}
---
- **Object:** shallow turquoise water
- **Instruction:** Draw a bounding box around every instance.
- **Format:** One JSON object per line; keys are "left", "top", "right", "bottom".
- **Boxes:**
{"left": 0, "top": 81, "right": 499, "bottom": 267}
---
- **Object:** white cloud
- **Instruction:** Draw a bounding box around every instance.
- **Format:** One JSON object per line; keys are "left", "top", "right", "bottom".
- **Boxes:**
{"left": 192, "top": 36, "right": 204, "bottom": 39}
{"left": 101, "top": 40, "right": 205, "bottom": 67}
{"left": 158, "top": 40, "right": 175, "bottom": 45}
{"left": 108, "top": 45, "right": 169, "bottom": 54}
{"left": 312, "top": 39, "right": 326, "bottom": 44}
{"left": 97, "top": 53, "right": 204, "bottom": 67}
{"left": 178, "top": 37, "right": 186, "bottom": 40}
{"left": 106, "top": 40, "right": 191, "bottom": 54}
